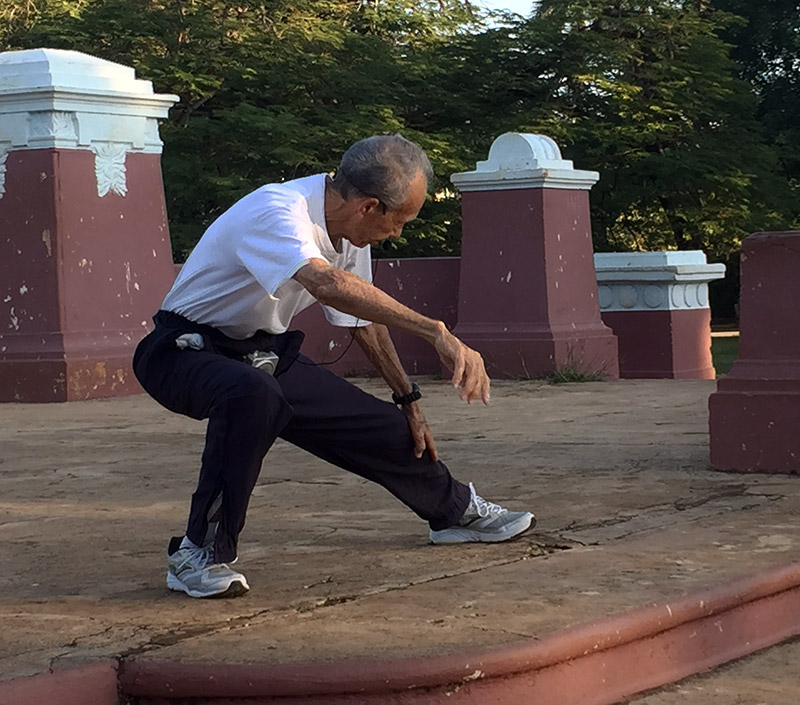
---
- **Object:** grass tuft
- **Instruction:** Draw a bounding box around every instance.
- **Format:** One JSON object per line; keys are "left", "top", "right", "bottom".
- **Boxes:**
{"left": 545, "top": 366, "right": 606, "bottom": 384}
{"left": 711, "top": 336, "right": 739, "bottom": 377}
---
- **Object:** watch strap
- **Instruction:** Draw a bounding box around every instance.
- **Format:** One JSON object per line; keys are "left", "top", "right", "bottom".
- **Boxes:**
{"left": 392, "top": 382, "right": 422, "bottom": 406}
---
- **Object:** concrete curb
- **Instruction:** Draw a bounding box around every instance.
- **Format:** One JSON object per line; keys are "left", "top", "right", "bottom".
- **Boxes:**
{"left": 118, "top": 562, "right": 800, "bottom": 704}
{"left": 0, "top": 662, "right": 118, "bottom": 705}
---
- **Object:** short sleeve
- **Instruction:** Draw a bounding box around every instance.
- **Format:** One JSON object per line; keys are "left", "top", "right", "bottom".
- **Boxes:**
{"left": 321, "top": 243, "right": 373, "bottom": 328}
{"left": 235, "top": 194, "right": 324, "bottom": 296}
{"left": 343, "top": 242, "right": 373, "bottom": 284}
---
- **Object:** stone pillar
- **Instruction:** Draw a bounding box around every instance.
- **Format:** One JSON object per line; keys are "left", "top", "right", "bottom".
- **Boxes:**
{"left": 594, "top": 252, "right": 725, "bottom": 379}
{"left": 709, "top": 231, "right": 800, "bottom": 474}
{"left": 0, "top": 49, "right": 178, "bottom": 402}
{"left": 450, "top": 133, "right": 619, "bottom": 379}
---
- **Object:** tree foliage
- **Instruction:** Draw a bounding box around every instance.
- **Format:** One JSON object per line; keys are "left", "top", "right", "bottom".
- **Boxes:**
{"left": 1, "top": 0, "right": 796, "bottom": 263}
{"left": 513, "top": 0, "right": 795, "bottom": 256}
{"left": 714, "top": 0, "right": 800, "bottom": 188}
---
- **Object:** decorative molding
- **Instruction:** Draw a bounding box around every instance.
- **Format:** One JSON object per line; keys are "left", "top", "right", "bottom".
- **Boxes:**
{"left": 92, "top": 142, "right": 127, "bottom": 197}
{"left": 597, "top": 282, "right": 711, "bottom": 312}
{"left": 452, "top": 170, "right": 601, "bottom": 192}
{"left": 28, "top": 110, "right": 78, "bottom": 141}
{"left": 594, "top": 251, "right": 725, "bottom": 312}
{"left": 0, "top": 148, "right": 8, "bottom": 199}
{"left": 143, "top": 118, "right": 162, "bottom": 147}
{"left": 0, "top": 107, "right": 170, "bottom": 154}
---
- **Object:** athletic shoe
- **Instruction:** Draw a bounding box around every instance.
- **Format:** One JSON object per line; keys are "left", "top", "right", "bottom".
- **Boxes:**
{"left": 166, "top": 537, "right": 249, "bottom": 598}
{"left": 429, "top": 483, "right": 535, "bottom": 544}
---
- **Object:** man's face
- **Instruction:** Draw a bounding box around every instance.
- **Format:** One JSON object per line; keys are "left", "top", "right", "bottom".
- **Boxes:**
{"left": 343, "top": 171, "right": 427, "bottom": 248}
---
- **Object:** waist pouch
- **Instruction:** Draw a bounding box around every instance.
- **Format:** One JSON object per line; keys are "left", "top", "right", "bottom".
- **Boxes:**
{"left": 151, "top": 309, "right": 304, "bottom": 377}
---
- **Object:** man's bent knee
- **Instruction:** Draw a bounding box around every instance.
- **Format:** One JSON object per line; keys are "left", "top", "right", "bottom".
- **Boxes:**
{"left": 219, "top": 368, "right": 294, "bottom": 427}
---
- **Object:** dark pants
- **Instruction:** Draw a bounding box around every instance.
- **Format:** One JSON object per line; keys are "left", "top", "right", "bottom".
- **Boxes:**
{"left": 132, "top": 312, "right": 470, "bottom": 563}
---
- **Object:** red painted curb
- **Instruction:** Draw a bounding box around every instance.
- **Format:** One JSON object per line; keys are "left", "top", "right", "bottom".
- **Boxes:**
{"left": 120, "top": 562, "right": 800, "bottom": 704}
{"left": 0, "top": 662, "right": 118, "bottom": 705}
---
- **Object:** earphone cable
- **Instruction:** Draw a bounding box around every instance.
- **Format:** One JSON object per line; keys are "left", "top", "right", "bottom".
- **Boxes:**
{"left": 295, "top": 253, "right": 380, "bottom": 367}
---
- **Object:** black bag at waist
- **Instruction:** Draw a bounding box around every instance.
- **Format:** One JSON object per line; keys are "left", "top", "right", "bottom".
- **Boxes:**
{"left": 152, "top": 309, "right": 304, "bottom": 376}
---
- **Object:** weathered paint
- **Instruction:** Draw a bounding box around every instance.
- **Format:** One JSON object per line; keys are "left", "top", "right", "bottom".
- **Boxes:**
{"left": 0, "top": 149, "right": 175, "bottom": 402}
{"left": 453, "top": 187, "right": 619, "bottom": 379}
{"left": 602, "top": 308, "right": 715, "bottom": 379}
{"left": 0, "top": 662, "right": 118, "bottom": 705}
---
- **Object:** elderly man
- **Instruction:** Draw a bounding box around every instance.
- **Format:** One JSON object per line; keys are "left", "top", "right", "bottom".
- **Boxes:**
{"left": 133, "top": 134, "right": 534, "bottom": 599}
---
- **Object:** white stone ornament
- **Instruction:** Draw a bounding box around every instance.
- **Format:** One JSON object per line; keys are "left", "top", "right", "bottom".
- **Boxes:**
{"left": 0, "top": 149, "right": 7, "bottom": 199}
{"left": 451, "top": 132, "right": 600, "bottom": 192}
{"left": 478, "top": 133, "right": 574, "bottom": 171}
{"left": 92, "top": 142, "right": 127, "bottom": 197}
{"left": 0, "top": 49, "right": 178, "bottom": 153}
{"left": 28, "top": 110, "right": 77, "bottom": 144}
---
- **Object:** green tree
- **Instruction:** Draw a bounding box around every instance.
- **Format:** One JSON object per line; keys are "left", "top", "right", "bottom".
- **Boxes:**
{"left": 2, "top": 0, "right": 481, "bottom": 259}
{"left": 714, "top": 0, "right": 800, "bottom": 190}
{"left": 502, "top": 0, "right": 794, "bottom": 256}
{"left": 3, "top": 0, "right": 795, "bottom": 265}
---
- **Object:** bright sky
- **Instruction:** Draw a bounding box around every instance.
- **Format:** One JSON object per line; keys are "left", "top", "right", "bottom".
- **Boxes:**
{"left": 479, "top": 0, "right": 535, "bottom": 17}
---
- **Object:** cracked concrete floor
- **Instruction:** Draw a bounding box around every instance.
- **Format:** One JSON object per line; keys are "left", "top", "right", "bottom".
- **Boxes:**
{"left": 1, "top": 379, "right": 799, "bottom": 682}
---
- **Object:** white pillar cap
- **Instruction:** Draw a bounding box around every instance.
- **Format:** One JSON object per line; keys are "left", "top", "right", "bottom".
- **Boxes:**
{"left": 594, "top": 251, "right": 727, "bottom": 282}
{"left": 451, "top": 133, "right": 599, "bottom": 192}
{"left": 0, "top": 48, "right": 179, "bottom": 155}
{"left": 0, "top": 49, "right": 178, "bottom": 115}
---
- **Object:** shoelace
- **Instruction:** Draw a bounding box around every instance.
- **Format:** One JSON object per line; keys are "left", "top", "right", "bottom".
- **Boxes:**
{"left": 468, "top": 482, "right": 507, "bottom": 518}
{"left": 177, "top": 544, "right": 215, "bottom": 571}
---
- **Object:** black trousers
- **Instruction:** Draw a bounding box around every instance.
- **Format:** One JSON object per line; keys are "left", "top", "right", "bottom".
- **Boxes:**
{"left": 132, "top": 311, "right": 470, "bottom": 563}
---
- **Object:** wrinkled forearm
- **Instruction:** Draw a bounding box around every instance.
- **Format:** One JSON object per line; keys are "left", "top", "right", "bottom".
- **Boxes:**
{"left": 353, "top": 323, "right": 413, "bottom": 397}
{"left": 295, "top": 259, "right": 489, "bottom": 405}
{"left": 294, "top": 260, "right": 445, "bottom": 345}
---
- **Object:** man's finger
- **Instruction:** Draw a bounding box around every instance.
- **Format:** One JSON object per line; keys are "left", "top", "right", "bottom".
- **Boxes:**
{"left": 451, "top": 348, "right": 466, "bottom": 389}
{"left": 461, "top": 376, "right": 476, "bottom": 402}
{"left": 426, "top": 430, "right": 438, "bottom": 462}
{"left": 412, "top": 426, "right": 425, "bottom": 458}
{"left": 461, "top": 356, "right": 481, "bottom": 403}
{"left": 473, "top": 356, "right": 490, "bottom": 404}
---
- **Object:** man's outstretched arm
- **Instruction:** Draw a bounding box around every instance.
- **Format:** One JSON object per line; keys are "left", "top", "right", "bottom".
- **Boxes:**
{"left": 293, "top": 258, "right": 490, "bottom": 404}
{"left": 352, "top": 323, "right": 438, "bottom": 461}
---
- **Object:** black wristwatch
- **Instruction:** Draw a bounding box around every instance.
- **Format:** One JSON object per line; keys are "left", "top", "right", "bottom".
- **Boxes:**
{"left": 392, "top": 382, "right": 422, "bottom": 406}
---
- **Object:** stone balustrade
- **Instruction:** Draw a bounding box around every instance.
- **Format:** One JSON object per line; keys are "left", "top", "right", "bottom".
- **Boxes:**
{"left": 594, "top": 252, "right": 725, "bottom": 378}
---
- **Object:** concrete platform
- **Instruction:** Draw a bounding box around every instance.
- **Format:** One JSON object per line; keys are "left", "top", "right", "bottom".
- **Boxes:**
{"left": 1, "top": 379, "right": 798, "bottom": 703}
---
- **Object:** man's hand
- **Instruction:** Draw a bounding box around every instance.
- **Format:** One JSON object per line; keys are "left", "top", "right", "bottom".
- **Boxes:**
{"left": 433, "top": 326, "right": 491, "bottom": 404}
{"left": 403, "top": 402, "right": 438, "bottom": 461}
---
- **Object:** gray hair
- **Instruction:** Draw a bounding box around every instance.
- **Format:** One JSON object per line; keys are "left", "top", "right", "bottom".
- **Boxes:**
{"left": 332, "top": 134, "right": 434, "bottom": 210}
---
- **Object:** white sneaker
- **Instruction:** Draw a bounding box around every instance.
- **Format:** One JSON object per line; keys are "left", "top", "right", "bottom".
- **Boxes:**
{"left": 429, "top": 483, "right": 535, "bottom": 544}
{"left": 166, "top": 539, "right": 249, "bottom": 598}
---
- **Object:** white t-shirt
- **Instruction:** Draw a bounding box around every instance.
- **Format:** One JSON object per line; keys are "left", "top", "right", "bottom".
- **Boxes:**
{"left": 162, "top": 174, "right": 372, "bottom": 338}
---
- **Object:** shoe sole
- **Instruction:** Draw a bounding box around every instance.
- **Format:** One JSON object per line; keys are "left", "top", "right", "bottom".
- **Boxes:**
{"left": 430, "top": 513, "right": 536, "bottom": 544}
{"left": 167, "top": 572, "right": 250, "bottom": 599}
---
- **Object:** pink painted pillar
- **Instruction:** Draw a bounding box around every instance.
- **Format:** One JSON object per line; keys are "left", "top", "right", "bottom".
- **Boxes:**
{"left": 450, "top": 133, "right": 619, "bottom": 379}
{"left": 0, "top": 49, "right": 178, "bottom": 402}
{"left": 709, "top": 231, "right": 800, "bottom": 473}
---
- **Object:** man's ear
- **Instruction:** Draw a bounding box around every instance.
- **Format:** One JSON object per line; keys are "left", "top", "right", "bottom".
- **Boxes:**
{"left": 359, "top": 197, "right": 381, "bottom": 216}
